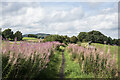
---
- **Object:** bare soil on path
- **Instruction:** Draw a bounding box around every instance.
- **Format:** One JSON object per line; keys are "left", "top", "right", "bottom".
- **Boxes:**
{"left": 59, "top": 50, "right": 65, "bottom": 80}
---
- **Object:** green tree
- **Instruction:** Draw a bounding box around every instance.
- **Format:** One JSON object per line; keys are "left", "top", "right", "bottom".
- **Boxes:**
{"left": 88, "top": 30, "right": 103, "bottom": 36}
{"left": 107, "top": 37, "right": 112, "bottom": 45}
{"left": 28, "top": 34, "right": 37, "bottom": 38}
{"left": 63, "top": 35, "right": 70, "bottom": 44}
{"left": 70, "top": 36, "right": 78, "bottom": 43}
{"left": 85, "top": 30, "right": 108, "bottom": 44}
{"left": 44, "top": 35, "right": 70, "bottom": 44}
{"left": 112, "top": 39, "right": 118, "bottom": 45}
{"left": 77, "top": 32, "right": 87, "bottom": 42}
{"left": 44, "top": 35, "right": 61, "bottom": 42}
{"left": 14, "top": 31, "right": 23, "bottom": 41}
{"left": 2, "top": 28, "right": 14, "bottom": 40}
{"left": 86, "top": 34, "right": 94, "bottom": 42}
{"left": 117, "top": 39, "right": 120, "bottom": 46}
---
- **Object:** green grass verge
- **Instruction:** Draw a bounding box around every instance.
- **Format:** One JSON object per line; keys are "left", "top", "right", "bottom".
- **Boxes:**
{"left": 64, "top": 49, "right": 94, "bottom": 78}
{"left": 38, "top": 50, "right": 62, "bottom": 78}
{"left": 118, "top": 47, "right": 120, "bottom": 73}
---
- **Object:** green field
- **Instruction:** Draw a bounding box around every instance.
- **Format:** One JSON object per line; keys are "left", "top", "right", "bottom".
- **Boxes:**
{"left": 22, "top": 37, "right": 43, "bottom": 42}
{"left": 64, "top": 49, "right": 94, "bottom": 78}
{"left": 22, "top": 37, "right": 38, "bottom": 40}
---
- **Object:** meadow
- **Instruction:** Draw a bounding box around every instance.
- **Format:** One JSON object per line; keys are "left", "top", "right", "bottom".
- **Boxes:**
{"left": 22, "top": 37, "right": 41, "bottom": 42}
{"left": 1, "top": 39, "right": 119, "bottom": 79}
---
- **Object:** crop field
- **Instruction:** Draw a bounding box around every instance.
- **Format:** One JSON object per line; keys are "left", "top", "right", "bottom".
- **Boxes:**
{"left": 22, "top": 37, "right": 38, "bottom": 40}
{"left": 22, "top": 37, "right": 44, "bottom": 42}
{"left": 1, "top": 40, "right": 119, "bottom": 79}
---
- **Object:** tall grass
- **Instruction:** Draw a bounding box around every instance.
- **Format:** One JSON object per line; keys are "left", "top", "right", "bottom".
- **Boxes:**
{"left": 2, "top": 41, "right": 63, "bottom": 79}
{"left": 67, "top": 44, "right": 118, "bottom": 78}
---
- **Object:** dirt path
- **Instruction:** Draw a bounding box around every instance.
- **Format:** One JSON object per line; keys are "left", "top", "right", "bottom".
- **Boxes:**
{"left": 59, "top": 49, "right": 65, "bottom": 80}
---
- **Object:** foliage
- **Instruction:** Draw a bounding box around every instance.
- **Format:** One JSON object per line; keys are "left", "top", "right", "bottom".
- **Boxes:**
{"left": 77, "top": 30, "right": 119, "bottom": 45}
{"left": 107, "top": 37, "right": 112, "bottom": 45}
{"left": 112, "top": 39, "right": 120, "bottom": 46}
{"left": 2, "top": 29, "right": 120, "bottom": 45}
{"left": 44, "top": 35, "right": 70, "bottom": 44}
{"left": 2, "top": 29, "right": 23, "bottom": 41}
{"left": 70, "top": 36, "right": 78, "bottom": 43}
{"left": 2, "top": 28, "right": 14, "bottom": 40}
{"left": 14, "top": 31, "right": 23, "bottom": 41}
{"left": 28, "top": 34, "right": 37, "bottom": 38}
{"left": 77, "top": 32, "right": 87, "bottom": 42}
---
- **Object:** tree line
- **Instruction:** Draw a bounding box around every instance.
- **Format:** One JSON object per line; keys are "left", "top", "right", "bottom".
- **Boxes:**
{"left": 2, "top": 28, "right": 22, "bottom": 41}
{"left": 44, "top": 30, "right": 120, "bottom": 46}
{"left": 1, "top": 28, "right": 120, "bottom": 46}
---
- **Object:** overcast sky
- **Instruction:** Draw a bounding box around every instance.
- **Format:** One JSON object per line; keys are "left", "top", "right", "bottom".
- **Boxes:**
{"left": 0, "top": 2, "right": 118, "bottom": 39}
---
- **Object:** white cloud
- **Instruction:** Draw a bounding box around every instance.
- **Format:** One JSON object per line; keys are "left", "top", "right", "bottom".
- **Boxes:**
{"left": 41, "top": 6, "right": 84, "bottom": 23}
{"left": 1, "top": 7, "right": 45, "bottom": 26}
{"left": 86, "top": 13, "right": 117, "bottom": 30}
{"left": 1, "top": 2, "right": 118, "bottom": 38}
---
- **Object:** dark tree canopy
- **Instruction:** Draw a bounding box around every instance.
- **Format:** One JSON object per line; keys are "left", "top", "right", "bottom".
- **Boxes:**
{"left": 112, "top": 39, "right": 118, "bottom": 45}
{"left": 107, "top": 37, "right": 112, "bottom": 45}
{"left": 77, "top": 32, "right": 87, "bottom": 42}
{"left": 77, "top": 30, "right": 118, "bottom": 45}
{"left": 14, "top": 31, "right": 23, "bottom": 41}
{"left": 112, "top": 39, "right": 120, "bottom": 46}
{"left": 70, "top": 36, "right": 78, "bottom": 43}
{"left": 28, "top": 34, "right": 37, "bottom": 38}
{"left": 44, "top": 35, "right": 70, "bottom": 44}
{"left": 118, "top": 39, "right": 120, "bottom": 46}
{"left": 63, "top": 35, "right": 70, "bottom": 43}
{"left": 2, "top": 28, "right": 14, "bottom": 40}
{"left": 44, "top": 30, "right": 119, "bottom": 46}
{"left": 88, "top": 30, "right": 103, "bottom": 36}
{"left": 87, "top": 30, "right": 106, "bottom": 43}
